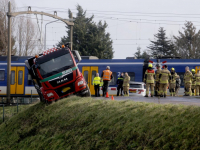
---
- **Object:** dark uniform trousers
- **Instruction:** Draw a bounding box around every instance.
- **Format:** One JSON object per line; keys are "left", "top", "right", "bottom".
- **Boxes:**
{"left": 94, "top": 85, "right": 100, "bottom": 97}
{"left": 103, "top": 80, "right": 110, "bottom": 96}
{"left": 117, "top": 85, "right": 123, "bottom": 96}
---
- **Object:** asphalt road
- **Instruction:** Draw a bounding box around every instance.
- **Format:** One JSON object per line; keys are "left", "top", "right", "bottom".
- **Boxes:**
{"left": 93, "top": 96, "right": 200, "bottom": 106}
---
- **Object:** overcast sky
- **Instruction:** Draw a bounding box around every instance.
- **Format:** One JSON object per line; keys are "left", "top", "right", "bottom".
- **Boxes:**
{"left": 15, "top": 0, "right": 200, "bottom": 59}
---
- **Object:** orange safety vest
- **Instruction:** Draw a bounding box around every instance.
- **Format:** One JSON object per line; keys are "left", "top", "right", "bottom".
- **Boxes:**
{"left": 102, "top": 70, "right": 112, "bottom": 81}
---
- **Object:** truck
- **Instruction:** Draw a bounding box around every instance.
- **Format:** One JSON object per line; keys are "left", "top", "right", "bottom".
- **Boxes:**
{"left": 25, "top": 46, "right": 91, "bottom": 102}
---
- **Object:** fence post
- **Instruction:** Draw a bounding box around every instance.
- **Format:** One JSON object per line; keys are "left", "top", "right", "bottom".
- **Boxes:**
{"left": 17, "top": 97, "right": 18, "bottom": 113}
{"left": 31, "top": 90, "right": 32, "bottom": 103}
{"left": 3, "top": 104, "right": 4, "bottom": 122}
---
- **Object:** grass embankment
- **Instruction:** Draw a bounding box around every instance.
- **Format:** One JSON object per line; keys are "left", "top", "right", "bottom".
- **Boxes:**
{"left": 0, "top": 97, "right": 200, "bottom": 149}
{"left": 0, "top": 104, "right": 32, "bottom": 124}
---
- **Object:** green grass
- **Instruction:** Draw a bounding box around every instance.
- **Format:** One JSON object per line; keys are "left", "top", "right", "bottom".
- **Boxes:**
{"left": 0, "top": 96, "right": 200, "bottom": 149}
{"left": 0, "top": 104, "right": 32, "bottom": 124}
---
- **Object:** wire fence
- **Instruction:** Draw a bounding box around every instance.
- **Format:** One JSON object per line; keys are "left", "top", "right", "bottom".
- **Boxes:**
{"left": 0, "top": 97, "right": 39, "bottom": 124}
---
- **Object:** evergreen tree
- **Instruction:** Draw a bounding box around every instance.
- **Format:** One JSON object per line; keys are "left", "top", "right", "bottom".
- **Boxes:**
{"left": 173, "top": 21, "right": 200, "bottom": 59}
{"left": 133, "top": 46, "right": 150, "bottom": 59}
{"left": 134, "top": 46, "right": 142, "bottom": 58}
{"left": 58, "top": 5, "right": 114, "bottom": 59}
{"left": 147, "top": 27, "right": 174, "bottom": 58}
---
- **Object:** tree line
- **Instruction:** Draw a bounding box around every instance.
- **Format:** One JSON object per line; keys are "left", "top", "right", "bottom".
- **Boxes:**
{"left": 134, "top": 21, "right": 200, "bottom": 59}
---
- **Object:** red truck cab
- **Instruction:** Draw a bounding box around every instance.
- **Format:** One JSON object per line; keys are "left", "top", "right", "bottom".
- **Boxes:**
{"left": 25, "top": 46, "right": 90, "bottom": 102}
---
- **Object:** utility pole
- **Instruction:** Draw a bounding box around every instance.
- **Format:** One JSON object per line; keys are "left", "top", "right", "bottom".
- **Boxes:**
{"left": 7, "top": 1, "right": 11, "bottom": 104}
{"left": 70, "top": 13, "right": 73, "bottom": 50}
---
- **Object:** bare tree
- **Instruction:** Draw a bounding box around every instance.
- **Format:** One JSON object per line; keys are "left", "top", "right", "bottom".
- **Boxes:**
{"left": 16, "top": 16, "right": 40, "bottom": 56}
{"left": 0, "top": 0, "right": 16, "bottom": 55}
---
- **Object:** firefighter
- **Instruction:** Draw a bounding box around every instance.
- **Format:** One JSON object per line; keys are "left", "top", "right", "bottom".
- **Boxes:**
{"left": 116, "top": 72, "right": 124, "bottom": 96}
{"left": 144, "top": 63, "right": 155, "bottom": 97}
{"left": 123, "top": 72, "right": 130, "bottom": 96}
{"left": 155, "top": 64, "right": 162, "bottom": 96}
{"left": 101, "top": 66, "right": 113, "bottom": 97}
{"left": 169, "top": 68, "right": 178, "bottom": 96}
{"left": 191, "top": 69, "right": 196, "bottom": 96}
{"left": 184, "top": 66, "right": 193, "bottom": 96}
{"left": 194, "top": 70, "right": 200, "bottom": 96}
{"left": 92, "top": 73, "right": 101, "bottom": 97}
{"left": 159, "top": 65, "right": 171, "bottom": 97}
{"left": 175, "top": 75, "right": 181, "bottom": 96}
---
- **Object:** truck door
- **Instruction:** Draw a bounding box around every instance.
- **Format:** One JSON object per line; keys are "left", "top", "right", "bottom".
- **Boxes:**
{"left": 82, "top": 66, "right": 98, "bottom": 95}
{"left": 10, "top": 66, "right": 25, "bottom": 95}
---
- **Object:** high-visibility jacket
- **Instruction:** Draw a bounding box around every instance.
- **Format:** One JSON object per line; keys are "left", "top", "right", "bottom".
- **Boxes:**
{"left": 155, "top": 68, "right": 162, "bottom": 82}
{"left": 102, "top": 70, "right": 112, "bottom": 81}
{"left": 159, "top": 68, "right": 171, "bottom": 84}
{"left": 184, "top": 70, "right": 193, "bottom": 84}
{"left": 144, "top": 69, "right": 155, "bottom": 83}
{"left": 192, "top": 73, "right": 196, "bottom": 86}
{"left": 93, "top": 77, "right": 101, "bottom": 85}
{"left": 194, "top": 73, "right": 200, "bottom": 85}
{"left": 123, "top": 76, "right": 130, "bottom": 87}
{"left": 170, "top": 72, "right": 178, "bottom": 84}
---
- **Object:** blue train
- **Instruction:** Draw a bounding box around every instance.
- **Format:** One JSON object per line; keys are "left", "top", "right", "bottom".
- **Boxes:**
{"left": 0, "top": 55, "right": 199, "bottom": 97}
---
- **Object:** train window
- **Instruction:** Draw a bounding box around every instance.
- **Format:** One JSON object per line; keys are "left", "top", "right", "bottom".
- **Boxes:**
{"left": 18, "top": 71, "right": 23, "bottom": 85}
{"left": 11, "top": 71, "right": 15, "bottom": 85}
{"left": 28, "top": 74, "right": 33, "bottom": 85}
{"left": 128, "top": 72, "right": 135, "bottom": 81}
{"left": 0, "top": 70, "right": 5, "bottom": 81}
{"left": 83, "top": 71, "right": 88, "bottom": 83}
{"left": 110, "top": 72, "right": 117, "bottom": 85}
{"left": 91, "top": 71, "right": 96, "bottom": 84}
{"left": 177, "top": 72, "right": 184, "bottom": 87}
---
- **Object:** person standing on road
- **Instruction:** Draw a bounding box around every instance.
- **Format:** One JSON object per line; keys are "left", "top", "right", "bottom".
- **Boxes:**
{"left": 123, "top": 72, "right": 130, "bottom": 96}
{"left": 175, "top": 75, "right": 181, "bottom": 96}
{"left": 191, "top": 69, "right": 196, "bottom": 96}
{"left": 155, "top": 64, "right": 162, "bottom": 96}
{"left": 101, "top": 66, "right": 113, "bottom": 97}
{"left": 159, "top": 65, "right": 171, "bottom": 98}
{"left": 116, "top": 72, "right": 124, "bottom": 96}
{"left": 184, "top": 66, "right": 193, "bottom": 96}
{"left": 194, "top": 70, "right": 200, "bottom": 96}
{"left": 144, "top": 64, "right": 155, "bottom": 97}
{"left": 92, "top": 73, "right": 101, "bottom": 97}
{"left": 169, "top": 68, "right": 178, "bottom": 96}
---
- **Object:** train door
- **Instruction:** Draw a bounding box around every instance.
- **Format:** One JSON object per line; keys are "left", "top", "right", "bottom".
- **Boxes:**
{"left": 10, "top": 66, "right": 25, "bottom": 95}
{"left": 82, "top": 66, "right": 98, "bottom": 95}
{"left": 195, "top": 66, "right": 200, "bottom": 73}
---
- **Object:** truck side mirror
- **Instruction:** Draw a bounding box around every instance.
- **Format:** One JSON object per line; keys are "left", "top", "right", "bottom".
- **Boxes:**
{"left": 72, "top": 50, "right": 82, "bottom": 64}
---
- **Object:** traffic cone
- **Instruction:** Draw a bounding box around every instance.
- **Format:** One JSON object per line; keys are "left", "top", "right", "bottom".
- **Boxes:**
{"left": 106, "top": 92, "right": 109, "bottom": 98}
{"left": 111, "top": 95, "right": 114, "bottom": 100}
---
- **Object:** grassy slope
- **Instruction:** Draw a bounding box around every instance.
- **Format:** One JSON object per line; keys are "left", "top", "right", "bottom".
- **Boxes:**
{"left": 0, "top": 96, "right": 200, "bottom": 150}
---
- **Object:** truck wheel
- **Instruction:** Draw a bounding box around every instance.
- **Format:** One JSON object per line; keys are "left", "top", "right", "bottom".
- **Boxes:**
{"left": 39, "top": 92, "right": 45, "bottom": 102}
{"left": 84, "top": 85, "right": 91, "bottom": 97}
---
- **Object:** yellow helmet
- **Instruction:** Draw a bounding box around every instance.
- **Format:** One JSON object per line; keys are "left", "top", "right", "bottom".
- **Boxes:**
{"left": 148, "top": 64, "right": 153, "bottom": 68}
{"left": 192, "top": 69, "right": 195, "bottom": 72}
{"left": 171, "top": 68, "right": 175, "bottom": 71}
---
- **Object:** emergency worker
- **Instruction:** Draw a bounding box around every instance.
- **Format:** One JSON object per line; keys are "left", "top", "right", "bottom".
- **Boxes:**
{"left": 155, "top": 64, "right": 162, "bottom": 96}
{"left": 159, "top": 65, "right": 171, "bottom": 97}
{"left": 116, "top": 72, "right": 124, "bottom": 96}
{"left": 191, "top": 69, "right": 196, "bottom": 96}
{"left": 194, "top": 70, "right": 200, "bottom": 96}
{"left": 92, "top": 73, "right": 101, "bottom": 97}
{"left": 101, "top": 66, "right": 113, "bottom": 97}
{"left": 184, "top": 66, "right": 193, "bottom": 96}
{"left": 169, "top": 68, "right": 178, "bottom": 96}
{"left": 144, "top": 64, "right": 155, "bottom": 97}
{"left": 123, "top": 72, "right": 130, "bottom": 96}
{"left": 175, "top": 75, "right": 181, "bottom": 96}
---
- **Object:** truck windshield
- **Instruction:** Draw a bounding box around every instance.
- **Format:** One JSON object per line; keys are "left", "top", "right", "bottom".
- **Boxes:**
{"left": 38, "top": 53, "right": 74, "bottom": 78}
